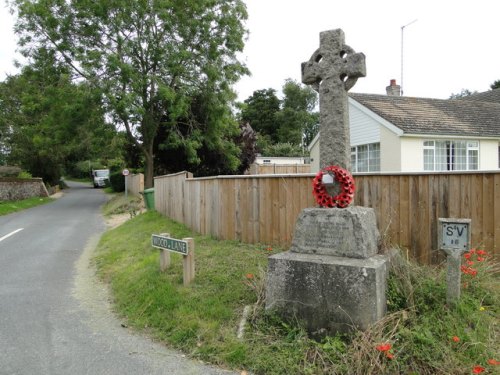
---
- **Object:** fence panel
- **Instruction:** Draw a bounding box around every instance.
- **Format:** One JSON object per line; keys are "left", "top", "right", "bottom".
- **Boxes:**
{"left": 125, "top": 173, "right": 144, "bottom": 196}
{"left": 154, "top": 172, "right": 500, "bottom": 263}
{"left": 248, "top": 164, "right": 311, "bottom": 175}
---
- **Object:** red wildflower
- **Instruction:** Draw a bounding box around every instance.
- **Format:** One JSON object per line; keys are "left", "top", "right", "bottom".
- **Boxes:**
{"left": 477, "top": 256, "right": 485, "bottom": 262}
{"left": 464, "top": 253, "right": 472, "bottom": 260}
{"left": 488, "top": 359, "right": 500, "bottom": 365}
{"left": 461, "top": 266, "right": 478, "bottom": 277}
{"left": 385, "top": 352, "right": 394, "bottom": 360}
{"left": 472, "top": 365, "right": 485, "bottom": 374}
{"left": 376, "top": 343, "right": 391, "bottom": 352}
{"left": 469, "top": 249, "right": 477, "bottom": 254}
{"left": 266, "top": 246, "right": 273, "bottom": 252}
{"left": 452, "top": 336, "right": 460, "bottom": 342}
{"left": 467, "top": 260, "right": 474, "bottom": 266}
{"left": 245, "top": 273, "right": 254, "bottom": 279}
{"left": 476, "top": 249, "right": 487, "bottom": 256}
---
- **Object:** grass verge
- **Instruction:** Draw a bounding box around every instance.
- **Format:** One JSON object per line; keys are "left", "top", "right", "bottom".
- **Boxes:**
{"left": 94, "top": 212, "right": 499, "bottom": 375}
{"left": 0, "top": 196, "right": 53, "bottom": 216}
{"left": 101, "top": 192, "right": 143, "bottom": 216}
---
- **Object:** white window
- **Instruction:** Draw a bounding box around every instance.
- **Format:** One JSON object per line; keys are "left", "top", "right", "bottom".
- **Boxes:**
{"left": 351, "top": 143, "right": 380, "bottom": 172}
{"left": 423, "top": 140, "right": 479, "bottom": 171}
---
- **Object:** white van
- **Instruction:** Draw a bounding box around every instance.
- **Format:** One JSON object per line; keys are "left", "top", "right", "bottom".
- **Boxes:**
{"left": 92, "top": 169, "right": 110, "bottom": 188}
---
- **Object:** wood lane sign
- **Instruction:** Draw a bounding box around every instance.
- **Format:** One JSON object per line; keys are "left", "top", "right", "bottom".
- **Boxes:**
{"left": 151, "top": 234, "right": 188, "bottom": 255}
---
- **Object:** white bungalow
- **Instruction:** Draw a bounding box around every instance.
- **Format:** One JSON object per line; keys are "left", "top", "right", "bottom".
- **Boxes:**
{"left": 308, "top": 82, "right": 500, "bottom": 173}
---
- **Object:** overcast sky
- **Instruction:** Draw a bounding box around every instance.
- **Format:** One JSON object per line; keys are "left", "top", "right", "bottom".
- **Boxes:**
{"left": 1, "top": 1, "right": 499, "bottom": 101}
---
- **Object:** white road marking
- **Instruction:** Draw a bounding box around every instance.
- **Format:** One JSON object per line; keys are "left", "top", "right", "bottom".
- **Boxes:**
{"left": 0, "top": 228, "right": 24, "bottom": 242}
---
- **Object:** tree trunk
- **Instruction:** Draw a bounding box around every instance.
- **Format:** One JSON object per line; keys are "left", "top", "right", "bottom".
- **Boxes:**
{"left": 144, "top": 145, "right": 154, "bottom": 189}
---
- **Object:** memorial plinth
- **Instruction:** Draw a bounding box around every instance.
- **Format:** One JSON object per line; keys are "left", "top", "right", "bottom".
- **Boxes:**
{"left": 265, "top": 207, "right": 389, "bottom": 335}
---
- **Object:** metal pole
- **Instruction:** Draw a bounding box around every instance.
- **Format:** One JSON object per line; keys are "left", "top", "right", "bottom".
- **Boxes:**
{"left": 400, "top": 19, "right": 417, "bottom": 96}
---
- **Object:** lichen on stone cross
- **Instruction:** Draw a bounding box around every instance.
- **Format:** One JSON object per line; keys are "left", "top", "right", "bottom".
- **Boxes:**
{"left": 302, "top": 29, "right": 366, "bottom": 171}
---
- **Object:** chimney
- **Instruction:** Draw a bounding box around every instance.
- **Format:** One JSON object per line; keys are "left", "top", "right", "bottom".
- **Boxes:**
{"left": 386, "top": 79, "right": 401, "bottom": 96}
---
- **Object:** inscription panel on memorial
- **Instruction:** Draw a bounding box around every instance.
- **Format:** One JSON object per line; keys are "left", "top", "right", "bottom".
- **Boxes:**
{"left": 290, "top": 207, "right": 379, "bottom": 259}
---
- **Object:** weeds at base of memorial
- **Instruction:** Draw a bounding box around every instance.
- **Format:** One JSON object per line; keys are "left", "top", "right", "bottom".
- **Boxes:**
{"left": 94, "top": 211, "right": 499, "bottom": 375}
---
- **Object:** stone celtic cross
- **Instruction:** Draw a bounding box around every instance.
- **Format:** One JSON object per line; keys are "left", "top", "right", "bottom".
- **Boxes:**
{"left": 302, "top": 29, "right": 366, "bottom": 170}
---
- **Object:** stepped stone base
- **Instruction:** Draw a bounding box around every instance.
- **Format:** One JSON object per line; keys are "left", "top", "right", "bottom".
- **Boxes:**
{"left": 265, "top": 207, "right": 388, "bottom": 335}
{"left": 266, "top": 251, "right": 388, "bottom": 334}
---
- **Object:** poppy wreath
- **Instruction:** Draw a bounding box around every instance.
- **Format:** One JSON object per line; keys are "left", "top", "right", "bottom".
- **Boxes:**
{"left": 312, "top": 165, "right": 355, "bottom": 208}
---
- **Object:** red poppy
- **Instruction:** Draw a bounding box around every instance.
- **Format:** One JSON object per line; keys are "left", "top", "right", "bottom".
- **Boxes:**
{"left": 488, "top": 359, "right": 500, "bottom": 365}
{"left": 472, "top": 365, "right": 485, "bottom": 374}
{"left": 376, "top": 343, "right": 391, "bottom": 352}
{"left": 452, "top": 336, "right": 460, "bottom": 342}
{"left": 464, "top": 253, "right": 472, "bottom": 260}
{"left": 476, "top": 249, "right": 487, "bottom": 256}
{"left": 477, "top": 256, "right": 485, "bottom": 262}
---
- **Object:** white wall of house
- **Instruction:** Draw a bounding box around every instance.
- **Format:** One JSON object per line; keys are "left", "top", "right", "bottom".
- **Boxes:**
{"left": 309, "top": 137, "right": 320, "bottom": 172}
{"left": 398, "top": 137, "right": 499, "bottom": 172}
{"left": 479, "top": 139, "right": 499, "bottom": 170}
{"left": 349, "top": 104, "right": 380, "bottom": 146}
{"left": 380, "top": 126, "right": 401, "bottom": 171}
{"left": 399, "top": 137, "right": 424, "bottom": 172}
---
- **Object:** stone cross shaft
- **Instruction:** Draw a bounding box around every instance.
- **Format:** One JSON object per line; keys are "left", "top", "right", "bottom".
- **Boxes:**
{"left": 302, "top": 29, "right": 366, "bottom": 170}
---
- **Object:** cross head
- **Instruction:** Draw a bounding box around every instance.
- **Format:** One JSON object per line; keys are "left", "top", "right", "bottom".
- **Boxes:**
{"left": 302, "top": 29, "right": 366, "bottom": 170}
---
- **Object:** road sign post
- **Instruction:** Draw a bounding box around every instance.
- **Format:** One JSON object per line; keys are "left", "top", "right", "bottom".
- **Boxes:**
{"left": 122, "top": 169, "right": 130, "bottom": 199}
{"left": 151, "top": 234, "right": 195, "bottom": 285}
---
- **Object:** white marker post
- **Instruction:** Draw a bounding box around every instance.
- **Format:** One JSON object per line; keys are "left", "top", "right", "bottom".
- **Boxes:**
{"left": 151, "top": 234, "right": 195, "bottom": 286}
{"left": 438, "top": 218, "right": 471, "bottom": 305}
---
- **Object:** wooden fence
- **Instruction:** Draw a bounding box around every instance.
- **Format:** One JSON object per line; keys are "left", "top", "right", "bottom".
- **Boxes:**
{"left": 154, "top": 171, "right": 500, "bottom": 264}
{"left": 125, "top": 173, "right": 144, "bottom": 195}
{"left": 247, "top": 164, "right": 311, "bottom": 175}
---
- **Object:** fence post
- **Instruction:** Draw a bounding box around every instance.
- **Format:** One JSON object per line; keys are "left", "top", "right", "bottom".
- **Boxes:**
{"left": 159, "top": 233, "right": 171, "bottom": 271}
{"left": 183, "top": 237, "right": 195, "bottom": 286}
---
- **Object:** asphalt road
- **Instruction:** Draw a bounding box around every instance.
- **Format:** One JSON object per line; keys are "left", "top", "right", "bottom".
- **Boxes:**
{"left": 0, "top": 182, "right": 235, "bottom": 375}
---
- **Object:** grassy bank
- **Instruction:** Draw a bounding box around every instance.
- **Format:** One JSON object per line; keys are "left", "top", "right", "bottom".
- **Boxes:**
{"left": 94, "top": 211, "right": 499, "bottom": 375}
{"left": 0, "top": 196, "right": 53, "bottom": 216}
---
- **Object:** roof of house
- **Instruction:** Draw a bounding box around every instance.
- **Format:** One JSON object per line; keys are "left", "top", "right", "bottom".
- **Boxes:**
{"left": 458, "top": 88, "right": 500, "bottom": 104}
{"left": 349, "top": 88, "right": 500, "bottom": 137}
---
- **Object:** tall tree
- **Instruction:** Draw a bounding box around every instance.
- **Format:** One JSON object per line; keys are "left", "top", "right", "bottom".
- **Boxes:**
{"left": 152, "top": 91, "right": 243, "bottom": 177}
{"left": 240, "top": 89, "right": 281, "bottom": 141}
{"left": 0, "top": 49, "right": 112, "bottom": 184}
{"left": 240, "top": 80, "right": 318, "bottom": 150}
{"left": 490, "top": 80, "right": 500, "bottom": 90}
{"left": 276, "top": 79, "right": 318, "bottom": 146}
{"left": 13, "top": 0, "right": 249, "bottom": 187}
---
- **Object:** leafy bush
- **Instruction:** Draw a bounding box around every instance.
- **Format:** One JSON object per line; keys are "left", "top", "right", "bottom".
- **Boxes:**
{"left": 258, "top": 141, "right": 306, "bottom": 157}
{"left": 17, "top": 171, "right": 33, "bottom": 179}
{"left": 109, "top": 170, "right": 125, "bottom": 192}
